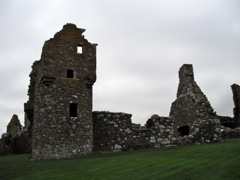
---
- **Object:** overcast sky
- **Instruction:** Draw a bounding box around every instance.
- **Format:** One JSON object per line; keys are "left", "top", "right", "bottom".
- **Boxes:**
{"left": 0, "top": 0, "right": 240, "bottom": 135}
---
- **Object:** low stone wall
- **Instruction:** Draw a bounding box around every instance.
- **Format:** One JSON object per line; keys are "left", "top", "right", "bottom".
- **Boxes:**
{"left": 146, "top": 115, "right": 176, "bottom": 147}
{"left": 0, "top": 130, "right": 31, "bottom": 155}
{"left": 0, "top": 134, "right": 12, "bottom": 155}
{"left": 12, "top": 130, "right": 31, "bottom": 154}
{"left": 93, "top": 111, "right": 133, "bottom": 151}
{"left": 221, "top": 126, "right": 240, "bottom": 139}
{"left": 218, "top": 116, "right": 235, "bottom": 129}
{"left": 93, "top": 112, "right": 178, "bottom": 151}
{"left": 175, "top": 119, "right": 222, "bottom": 146}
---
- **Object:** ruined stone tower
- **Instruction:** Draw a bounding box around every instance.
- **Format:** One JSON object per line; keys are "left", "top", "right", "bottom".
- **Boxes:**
{"left": 29, "top": 23, "right": 97, "bottom": 160}
{"left": 170, "top": 64, "right": 221, "bottom": 143}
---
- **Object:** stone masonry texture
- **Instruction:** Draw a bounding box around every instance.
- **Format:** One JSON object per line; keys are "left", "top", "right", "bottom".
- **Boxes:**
{"left": 169, "top": 64, "right": 222, "bottom": 144}
{"left": 231, "top": 84, "right": 240, "bottom": 127}
{"left": 6, "top": 114, "right": 22, "bottom": 138}
{"left": 93, "top": 112, "right": 176, "bottom": 151}
{"left": 30, "top": 24, "right": 97, "bottom": 160}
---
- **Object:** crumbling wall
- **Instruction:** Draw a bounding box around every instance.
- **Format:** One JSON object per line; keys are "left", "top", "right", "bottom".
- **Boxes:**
{"left": 169, "top": 64, "right": 221, "bottom": 144}
{"left": 219, "top": 84, "right": 240, "bottom": 139}
{"left": 93, "top": 112, "right": 177, "bottom": 151}
{"left": 146, "top": 115, "right": 176, "bottom": 147}
{"left": 31, "top": 24, "right": 97, "bottom": 160}
{"left": 0, "top": 115, "right": 31, "bottom": 155}
{"left": 221, "top": 126, "right": 240, "bottom": 139}
{"left": 0, "top": 134, "right": 12, "bottom": 155}
{"left": 231, "top": 84, "right": 240, "bottom": 127}
{"left": 218, "top": 116, "right": 234, "bottom": 129}
{"left": 6, "top": 114, "right": 22, "bottom": 138}
{"left": 93, "top": 111, "right": 133, "bottom": 151}
{"left": 12, "top": 130, "right": 31, "bottom": 154}
{"left": 24, "top": 61, "right": 40, "bottom": 130}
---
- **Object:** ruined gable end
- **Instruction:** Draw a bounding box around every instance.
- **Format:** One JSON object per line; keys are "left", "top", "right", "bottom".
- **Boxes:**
{"left": 170, "top": 64, "right": 221, "bottom": 144}
{"left": 7, "top": 114, "right": 22, "bottom": 138}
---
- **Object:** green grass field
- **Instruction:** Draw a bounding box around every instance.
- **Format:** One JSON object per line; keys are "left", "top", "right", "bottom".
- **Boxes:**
{"left": 0, "top": 139, "right": 240, "bottom": 180}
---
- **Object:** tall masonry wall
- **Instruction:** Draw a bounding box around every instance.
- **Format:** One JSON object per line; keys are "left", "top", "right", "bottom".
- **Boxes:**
{"left": 169, "top": 64, "right": 222, "bottom": 144}
{"left": 30, "top": 24, "right": 97, "bottom": 160}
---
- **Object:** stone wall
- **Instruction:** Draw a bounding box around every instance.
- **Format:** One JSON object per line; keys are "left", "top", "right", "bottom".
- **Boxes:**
{"left": 12, "top": 130, "right": 31, "bottom": 154}
{"left": 231, "top": 84, "right": 240, "bottom": 127}
{"left": 146, "top": 115, "right": 176, "bottom": 147}
{"left": 24, "top": 60, "right": 40, "bottom": 130}
{"left": 30, "top": 24, "right": 97, "bottom": 160}
{"left": 0, "top": 134, "right": 12, "bottom": 155}
{"left": 93, "top": 111, "right": 133, "bottom": 151}
{"left": 93, "top": 112, "right": 177, "bottom": 151}
{"left": 169, "top": 64, "right": 221, "bottom": 144}
{"left": 0, "top": 115, "right": 31, "bottom": 155}
{"left": 217, "top": 84, "right": 240, "bottom": 139}
{"left": 221, "top": 126, "right": 240, "bottom": 139}
{"left": 6, "top": 114, "right": 22, "bottom": 138}
{"left": 218, "top": 116, "right": 234, "bottom": 129}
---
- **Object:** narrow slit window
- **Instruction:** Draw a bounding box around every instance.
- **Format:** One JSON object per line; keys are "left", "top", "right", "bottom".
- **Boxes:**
{"left": 70, "top": 103, "right": 78, "bottom": 117}
{"left": 67, "top": 69, "right": 74, "bottom": 78}
{"left": 77, "top": 45, "right": 83, "bottom": 54}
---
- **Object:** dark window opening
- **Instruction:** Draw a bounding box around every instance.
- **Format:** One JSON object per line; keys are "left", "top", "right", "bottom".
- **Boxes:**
{"left": 178, "top": 126, "right": 189, "bottom": 136}
{"left": 222, "top": 123, "right": 235, "bottom": 129}
{"left": 70, "top": 103, "right": 78, "bottom": 117}
{"left": 67, "top": 69, "right": 74, "bottom": 78}
{"left": 77, "top": 45, "right": 83, "bottom": 54}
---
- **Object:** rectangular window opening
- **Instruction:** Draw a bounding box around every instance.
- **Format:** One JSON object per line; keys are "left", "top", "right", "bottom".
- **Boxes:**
{"left": 77, "top": 45, "right": 83, "bottom": 54}
{"left": 70, "top": 103, "right": 78, "bottom": 117}
{"left": 67, "top": 69, "right": 74, "bottom": 78}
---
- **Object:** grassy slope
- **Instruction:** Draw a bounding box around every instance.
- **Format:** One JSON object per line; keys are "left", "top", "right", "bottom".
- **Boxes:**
{"left": 0, "top": 139, "right": 240, "bottom": 180}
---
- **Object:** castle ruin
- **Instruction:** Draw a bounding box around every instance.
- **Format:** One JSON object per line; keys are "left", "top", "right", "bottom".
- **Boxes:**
{"left": 0, "top": 23, "right": 240, "bottom": 159}
{"left": 169, "top": 64, "right": 222, "bottom": 144}
{"left": 26, "top": 24, "right": 97, "bottom": 160}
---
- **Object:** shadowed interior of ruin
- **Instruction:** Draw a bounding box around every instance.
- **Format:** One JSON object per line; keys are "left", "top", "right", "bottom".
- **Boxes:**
{"left": 178, "top": 126, "right": 190, "bottom": 136}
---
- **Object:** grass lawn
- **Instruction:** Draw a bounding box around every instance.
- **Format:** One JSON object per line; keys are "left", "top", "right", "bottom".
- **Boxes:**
{"left": 0, "top": 138, "right": 240, "bottom": 180}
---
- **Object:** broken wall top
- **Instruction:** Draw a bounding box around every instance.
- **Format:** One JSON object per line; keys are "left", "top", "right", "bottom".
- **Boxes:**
{"left": 38, "top": 23, "right": 97, "bottom": 85}
{"left": 170, "top": 64, "right": 217, "bottom": 128}
{"left": 7, "top": 114, "right": 22, "bottom": 138}
{"left": 176, "top": 64, "right": 213, "bottom": 108}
